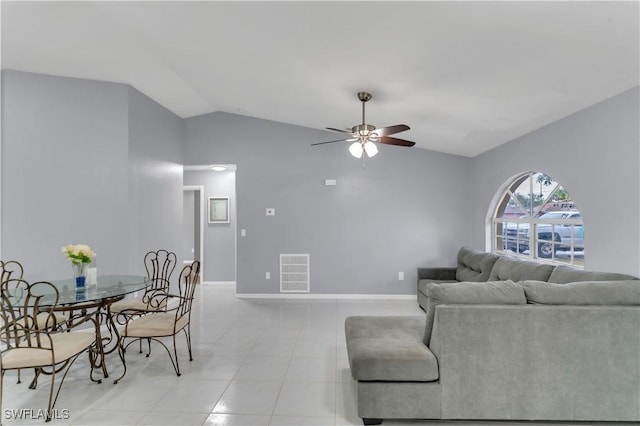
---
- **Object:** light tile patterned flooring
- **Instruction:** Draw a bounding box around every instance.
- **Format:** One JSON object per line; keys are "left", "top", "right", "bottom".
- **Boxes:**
{"left": 1, "top": 285, "right": 623, "bottom": 425}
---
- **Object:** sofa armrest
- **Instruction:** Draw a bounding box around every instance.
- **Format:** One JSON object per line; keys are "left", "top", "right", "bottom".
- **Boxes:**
{"left": 417, "top": 267, "right": 457, "bottom": 281}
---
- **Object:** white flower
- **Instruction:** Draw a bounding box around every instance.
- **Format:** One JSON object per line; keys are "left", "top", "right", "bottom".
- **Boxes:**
{"left": 62, "top": 243, "right": 97, "bottom": 264}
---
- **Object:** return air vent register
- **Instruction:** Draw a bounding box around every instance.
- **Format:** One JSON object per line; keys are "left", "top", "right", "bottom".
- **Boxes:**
{"left": 280, "top": 254, "right": 310, "bottom": 293}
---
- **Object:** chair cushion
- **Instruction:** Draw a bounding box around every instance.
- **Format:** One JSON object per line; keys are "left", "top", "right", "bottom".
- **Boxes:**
{"left": 1, "top": 331, "right": 95, "bottom": 369}
{"left": 111, "top": 297, "right": 163, "bottom": 313}
{"left": 345, "top": 316, "right": 438, "bottom": 382}
{"left": 455, "top": 247, "right": 500, "bottom": 282}
{"left": 521, "top": 280, "right": 640, "bottom": 305}
{"left": 423, "top": 280, "right": 526, "bottom": 346}
{"left": 124, "top": 312, "right": 188, "bottom": 338}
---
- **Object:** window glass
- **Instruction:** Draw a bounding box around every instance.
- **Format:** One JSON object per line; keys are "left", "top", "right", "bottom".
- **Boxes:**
{"left": 492, "top": 172, "right": 584, "bottom": 268}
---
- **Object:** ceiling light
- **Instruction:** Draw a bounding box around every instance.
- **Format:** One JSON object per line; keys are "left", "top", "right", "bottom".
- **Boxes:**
{"left": 348, "top": 142, "right": 364, "bottom": 158}
{"left": 363, "top": 141, "right": 378, "bottom": 157}
{"left": 209, "top": 165, "right": 228, "bottom": 171}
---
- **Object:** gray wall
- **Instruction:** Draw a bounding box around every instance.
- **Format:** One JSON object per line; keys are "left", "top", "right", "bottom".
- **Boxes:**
{"left": 1, "top": 71, "right": 130, "bottom": 280}
{"left": 471, "top": 87, "right": 640, "bottom": 276}
{"left": 184, "top": 169, "right": 237, "bottom": 282}
{"left": 184, "top": 112, "right": 472, "bottom": 294}
{"left": 1, "top": 71, "right": 183, "bottom": 281}
{"left": 127, "top": 87, "right": 184, "bottom": 276}
{"left": 3, "top": 70, "right": 636, "bottom": 289}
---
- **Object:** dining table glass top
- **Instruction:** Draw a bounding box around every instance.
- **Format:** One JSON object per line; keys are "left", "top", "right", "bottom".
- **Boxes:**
{"left": 47, "top": 274, "right": 150, "bottom": 306}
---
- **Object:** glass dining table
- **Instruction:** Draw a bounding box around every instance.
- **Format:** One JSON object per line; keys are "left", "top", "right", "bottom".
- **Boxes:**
{"left": 46, "top": 275, "right": 150, "bottom": 383}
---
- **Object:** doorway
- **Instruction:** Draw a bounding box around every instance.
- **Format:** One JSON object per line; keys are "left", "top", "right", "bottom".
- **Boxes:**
{"left": 183, "top": 185, "right": 205, "bottom": 283}
{"left": 183, "top": 165, "right": 237, "bottom": 285}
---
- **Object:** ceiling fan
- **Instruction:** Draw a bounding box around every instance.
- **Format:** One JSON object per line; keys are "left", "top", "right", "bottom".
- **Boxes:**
{"left": 311, "top": 91, "right": 415, "bottom": 159}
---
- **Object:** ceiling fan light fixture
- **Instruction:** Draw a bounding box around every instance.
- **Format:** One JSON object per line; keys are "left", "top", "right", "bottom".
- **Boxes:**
{"left": 349, "top": 142, "right": 364, "bottom": 158}
{"left": 364, "top": 141, "right": 378, "bottom": 157}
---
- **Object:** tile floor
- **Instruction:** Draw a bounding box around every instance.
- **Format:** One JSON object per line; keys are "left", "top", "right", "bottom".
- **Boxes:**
{"left": 1, "top": 285, "right": 622, "bottom": 425}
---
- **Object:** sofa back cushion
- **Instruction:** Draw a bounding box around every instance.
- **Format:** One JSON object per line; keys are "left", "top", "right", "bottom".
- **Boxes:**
{"left": 455, "top": 247, "right": 500, "bottom": 282}
{"left": 547, "top": 265, "right": 638, "bottom": 283}
{"left": 521, "top": 280, "right": 640, "bottom": 305}
{"left": 422, "top": 280, "right": 527, "bottom": 346}
{"left": 488, "top": 256, "right": 555, "bottom": 282}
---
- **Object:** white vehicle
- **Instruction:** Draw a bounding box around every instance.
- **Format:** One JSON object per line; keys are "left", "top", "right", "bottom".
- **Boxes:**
{"left": 504, "top": 211, "right": 583, "bottom": 258}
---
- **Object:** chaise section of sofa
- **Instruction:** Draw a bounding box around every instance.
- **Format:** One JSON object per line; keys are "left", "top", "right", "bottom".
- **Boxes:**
{"left": 344, "top": 316, "right": 442, "bottom": 423}
{"left": 345, "top": 316, "right": 441, "bottom": 425}
{"left": 345, "top": 316, "right": 438, "bottom": 382}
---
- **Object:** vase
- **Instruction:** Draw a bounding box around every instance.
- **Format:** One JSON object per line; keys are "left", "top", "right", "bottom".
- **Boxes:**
{"left": 73, "top": 262, "right": 89, "bottom": 291}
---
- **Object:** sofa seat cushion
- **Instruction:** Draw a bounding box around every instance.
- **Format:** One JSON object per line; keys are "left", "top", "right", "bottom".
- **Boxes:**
{"left": 521, "top": 280, "right": 640, "bottom": 305}
{"left": 547, "top": 265, "right": 638, "bottom": 284}
{"left": 418, "top": 279, "right": 458, "bottom": 296}
{"left": 345, "top": 316, "right": 438, "bottom": 382}
{"left": 488, "top": 256, "right": 555, "bottom": 282}
{"left": 423, "top": 280, "right": 527, "bottom": 346}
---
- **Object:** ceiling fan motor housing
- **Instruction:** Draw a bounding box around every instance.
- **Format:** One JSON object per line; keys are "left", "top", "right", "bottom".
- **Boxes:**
{"left": 357, "top": 92, "right": 372, "bottom": 102}
{"left": 352, "top": 123, "right": 376, "bottom": 134}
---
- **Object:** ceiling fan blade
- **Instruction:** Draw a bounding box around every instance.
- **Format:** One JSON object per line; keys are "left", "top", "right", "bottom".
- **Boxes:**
{"left": 326, "top": 127, "right": 353, "bottom": 134}
{"left": 310, "top": 138, "right": 348, "bottom": 146}
{"left": 379, "top": 136, "right": 416, "bottom": 147}
{"left": 372, "top": 124, "right": 410, "bottom": 137}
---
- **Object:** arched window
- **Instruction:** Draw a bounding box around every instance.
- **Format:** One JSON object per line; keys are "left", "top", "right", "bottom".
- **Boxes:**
{"left": 492, "top": 172, "right": 584, "bottom": 268}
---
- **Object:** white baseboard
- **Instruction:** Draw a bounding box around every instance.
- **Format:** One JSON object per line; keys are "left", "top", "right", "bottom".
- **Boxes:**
{"left": 200, "top": 282, "right": 416, "bottom": 300}
{"left": 235, "top": 293, "right": 416, "bottom": 300}
{"left": 202, "top": 281, "right": 236, "bottom": 286}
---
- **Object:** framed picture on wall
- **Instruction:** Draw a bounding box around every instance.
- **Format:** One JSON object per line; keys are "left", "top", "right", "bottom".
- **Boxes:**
{"left": 208, "top": 197, "right": 229, "bottom": 223}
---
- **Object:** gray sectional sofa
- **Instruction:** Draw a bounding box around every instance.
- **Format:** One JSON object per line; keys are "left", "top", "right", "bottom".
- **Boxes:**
{"left": 345, "top": 247, "right": 640, "bottom": 424}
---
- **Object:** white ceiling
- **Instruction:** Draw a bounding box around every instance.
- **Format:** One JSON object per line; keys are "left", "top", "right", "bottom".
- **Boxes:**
{"left": 2, "top": 1, "right": 638, "bottom": 157}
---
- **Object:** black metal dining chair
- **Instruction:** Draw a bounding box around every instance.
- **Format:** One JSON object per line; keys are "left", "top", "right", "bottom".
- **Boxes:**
{"left": 0, "top": 260, "right": 67, "bottom": 386}
{"left": 114, "top": 261, "right": 200, "bottom": 383}
{"left": 110, "top": 249, "right": 177, "bottom": 354}
{"left": 0, "top": 279, "right": 98, "bottom": 422}
{"left": 111, "top": 249, "right": 177, "bottom": 313}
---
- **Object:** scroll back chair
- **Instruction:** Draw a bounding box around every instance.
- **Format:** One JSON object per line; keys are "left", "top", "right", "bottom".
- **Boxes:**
{"left": 111, "top": 249, "right": 177, "bottom": 314}
{"left": 0, "top": 279, "right": 97, "bottom": 422}
{"left": 1, "top": 261, "right": 67, "bottom": 328}
{"left": 1, "top": 260, "right": 23, "bottom": 284}
{"left": 114, "top": 261, "right": 200, "bottom": 383}
{"left": 0, "top": 261, "right": 66, "bottom": 385}
{"left": 110, "top": 250, "right": 177, "bottom": 354}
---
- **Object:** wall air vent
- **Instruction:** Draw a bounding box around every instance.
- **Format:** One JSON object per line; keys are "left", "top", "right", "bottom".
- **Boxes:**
{"left": 280, "top": 254, "right": 310, "bottom": 293}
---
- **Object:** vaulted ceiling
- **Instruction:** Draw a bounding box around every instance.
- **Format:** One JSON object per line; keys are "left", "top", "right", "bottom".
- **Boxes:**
{"left": 2, "top": 1, "right": 638, "bottom": 157}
